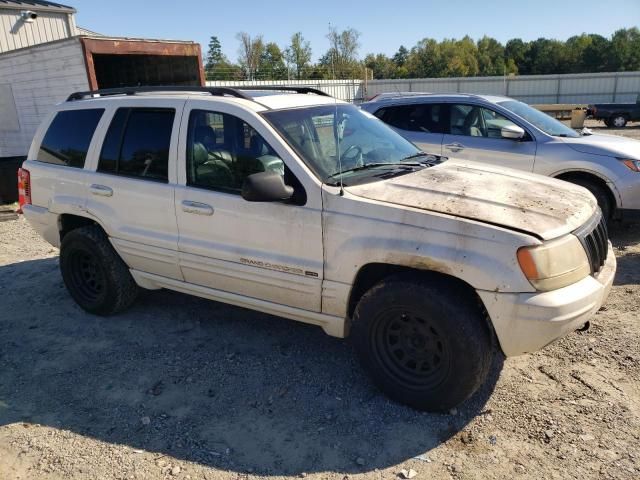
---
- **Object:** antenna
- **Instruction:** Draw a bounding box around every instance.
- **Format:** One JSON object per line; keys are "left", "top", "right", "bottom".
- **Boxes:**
{"left": 334, "top": 95, "right": 344, "bottom": 196}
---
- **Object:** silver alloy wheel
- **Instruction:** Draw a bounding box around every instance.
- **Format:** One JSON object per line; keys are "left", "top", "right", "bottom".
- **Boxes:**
{"left": 612, "top": 115, "right": 627, "bottom": 127}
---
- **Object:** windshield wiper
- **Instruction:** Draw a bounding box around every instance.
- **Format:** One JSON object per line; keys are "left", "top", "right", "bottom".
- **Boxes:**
{"left": 326, "top": 162, "right": 422, "bottom": 180}
{"left": 401, "top": 152, "right": 432, "bottom": 161}
{"left": 401, "top": 152, "right": 444, "bottom": 165}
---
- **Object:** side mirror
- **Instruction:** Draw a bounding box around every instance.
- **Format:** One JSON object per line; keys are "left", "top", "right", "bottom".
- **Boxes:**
{"left": 501, "top": 124, "right": 525, "bottom": 140}
{"left": 241, "top": 171, "right": 294, "bottom": 202}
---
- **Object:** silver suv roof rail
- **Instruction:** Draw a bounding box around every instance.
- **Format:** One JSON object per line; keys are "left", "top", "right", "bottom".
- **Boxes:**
{"left": 229, "top": 85, "right": 331, "bottom": 97}
{"left": 66, "top": 85, "right": 331, "bottom": 102}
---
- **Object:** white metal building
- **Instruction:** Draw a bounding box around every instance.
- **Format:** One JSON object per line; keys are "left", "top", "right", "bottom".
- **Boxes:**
{"left": 0, "top": 1, "right": 203, "bottom": 166}
{"left": 0, "top": 0, "right": 79, "bottom": 54}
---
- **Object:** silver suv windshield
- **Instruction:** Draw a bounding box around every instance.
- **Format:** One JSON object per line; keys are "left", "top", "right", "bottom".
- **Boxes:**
{"left": 263, "top": 104, "right": 436, "bottom": 184}
{"left": 498, "top": 100, "right": 580, "bottom": 138}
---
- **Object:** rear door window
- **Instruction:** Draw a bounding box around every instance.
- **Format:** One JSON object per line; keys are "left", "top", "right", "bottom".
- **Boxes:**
{"left": 375, "top": 104, "right": 446, "bottom": 133}
{"left": 98, "top": 108, "right": 175, "bottom": 182}
{"left": 38, "top": 109, "right": 104, "bottom": 168}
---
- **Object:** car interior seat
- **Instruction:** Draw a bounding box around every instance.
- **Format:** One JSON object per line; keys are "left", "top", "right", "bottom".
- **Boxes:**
{"left": 462, "top": 108, "right": 484, "bottom": 136}
{"left": 191, "top": 141, "right": 234, "bottom": 188}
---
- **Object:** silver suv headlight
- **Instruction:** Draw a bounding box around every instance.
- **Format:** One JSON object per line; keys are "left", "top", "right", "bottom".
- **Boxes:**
{"left": 517, "top": 235, "right": 590, "bottom": 291}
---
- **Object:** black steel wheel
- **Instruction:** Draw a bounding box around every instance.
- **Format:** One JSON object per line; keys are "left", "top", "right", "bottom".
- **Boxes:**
{"left": 352, "top": 273, "right": 494, "bottom": 411}
{"left": 67, "top": 248, "right": 106, "bottom": 304}
{"left": 60, "top": 225, "right": 138, "bottom": 315}
{"left": 371, "top": 308, "right": 450, "bottom": 391}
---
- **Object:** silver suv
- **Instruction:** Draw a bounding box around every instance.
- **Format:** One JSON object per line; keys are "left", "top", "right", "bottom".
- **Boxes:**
{"left": 361, "top": 93, "right": 640, "bottom": 221}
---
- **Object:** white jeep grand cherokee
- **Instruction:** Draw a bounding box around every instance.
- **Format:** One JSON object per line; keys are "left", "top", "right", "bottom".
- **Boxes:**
{"left": 19, "top": 86, "right": 616, "bottom": 411}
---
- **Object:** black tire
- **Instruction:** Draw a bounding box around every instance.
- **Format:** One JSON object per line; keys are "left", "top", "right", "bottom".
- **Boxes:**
{"left": 351, "top": 274, "right": 494, "bottom": 412}
{"left": 567, "top": 178, "right": 613, "bottom": 220}
{"left": 60, "top": 225, "right": 138, "bottom": 315}
{"left": 610, "top": 114, "right": 627, "bottom": 128}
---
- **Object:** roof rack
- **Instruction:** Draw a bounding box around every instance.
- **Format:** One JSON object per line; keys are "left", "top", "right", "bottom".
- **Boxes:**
{"left": 66, "top": 85, "right": 332, "bottom": 102}
{"left": 66, "top": 86, "right": 254, "bottom": 102}
{"left": 229, "top": 85, "right": 331, "bottom": 97}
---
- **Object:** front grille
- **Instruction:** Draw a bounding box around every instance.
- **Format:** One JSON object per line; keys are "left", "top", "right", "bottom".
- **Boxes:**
{"left": 574, "top": 210, "right": 609, "bottom": 274}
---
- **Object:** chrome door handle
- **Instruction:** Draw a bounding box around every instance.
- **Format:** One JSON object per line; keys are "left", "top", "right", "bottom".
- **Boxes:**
{"left": 444, "top": 143, "right": 465, "bottom": 152}
{"left": 89, "top": 184, "right": 113, "bottom": 197}
{"left": 181, "top": 200, "right": 214, "bottom": 216}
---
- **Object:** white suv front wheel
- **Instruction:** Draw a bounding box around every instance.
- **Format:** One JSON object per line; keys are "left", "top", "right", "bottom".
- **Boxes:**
{"left": 351, "top": 273, "right": 495, "bottom": 411}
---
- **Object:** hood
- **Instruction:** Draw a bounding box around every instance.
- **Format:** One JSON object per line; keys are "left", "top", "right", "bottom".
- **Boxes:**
{"left": 560, "top": 133, "right": 640, "bottom": 159}
{"left": 346, "top": 161, "right": 597, "bottom": 240}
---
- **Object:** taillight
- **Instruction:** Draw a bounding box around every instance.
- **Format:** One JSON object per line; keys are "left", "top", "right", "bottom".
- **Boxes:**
{"left": 17, "top": 168, "right": 31, "bottom": 213}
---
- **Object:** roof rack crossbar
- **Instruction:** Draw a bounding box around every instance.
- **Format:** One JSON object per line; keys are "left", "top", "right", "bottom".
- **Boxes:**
{"left": 229, "top": 85, "right": 331, "bottom": 97}
{"left": 66, "top": 86, "right": 254, "bottom": 102}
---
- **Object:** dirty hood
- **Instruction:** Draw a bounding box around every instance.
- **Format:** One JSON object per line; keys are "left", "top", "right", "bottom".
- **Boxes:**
{"left": 346, "top": 161, "right": 597, "bottom": 240}
{"left": 561, "top": 133, "right": 640, "bottom": 159}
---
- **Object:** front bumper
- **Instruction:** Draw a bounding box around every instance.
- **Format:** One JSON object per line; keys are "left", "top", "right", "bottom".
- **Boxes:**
{"left": 478, "top": 242, "right": 616, "bottom": 357}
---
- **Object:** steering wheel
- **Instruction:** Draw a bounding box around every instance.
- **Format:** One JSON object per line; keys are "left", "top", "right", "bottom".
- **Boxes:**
{"left": 342, "top": 144, "right": 364, "bottom": 167}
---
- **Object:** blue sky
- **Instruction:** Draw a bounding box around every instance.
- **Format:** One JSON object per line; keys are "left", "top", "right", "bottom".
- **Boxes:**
{"left": 74, "top": 0, "right": 640, "bottom": 62}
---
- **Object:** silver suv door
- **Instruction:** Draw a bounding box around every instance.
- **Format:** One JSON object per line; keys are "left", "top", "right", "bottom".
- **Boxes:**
{"left": 442, "top": 103, "right": 536, "bottom": 170}
{"left": 372, "top": 103, "right": 445, "bottom": 155}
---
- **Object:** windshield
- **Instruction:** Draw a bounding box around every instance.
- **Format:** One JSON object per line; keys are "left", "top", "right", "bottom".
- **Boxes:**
{"left": 263, "top": 104, "right": 427, "bottom": 184}
{"left": 498, "top": 100, "right": 580, "bottom": 138}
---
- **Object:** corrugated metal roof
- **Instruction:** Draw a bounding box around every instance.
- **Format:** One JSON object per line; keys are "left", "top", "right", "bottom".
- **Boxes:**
{"left": 76, "top": 26, "right": 103, "bottom": 36}
{"left": 0, "top": 1, "right": 75, "bottom": 13}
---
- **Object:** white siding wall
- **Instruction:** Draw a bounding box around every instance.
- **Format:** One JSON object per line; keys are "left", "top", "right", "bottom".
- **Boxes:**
{"left": 0, "top": 9, "right": 75, "bottom": 54}
{"left": 208, "top": 72, "right": 640, "bottom": 104}
{"left": 207, "top": 79, "right": 362, "bottom": 102}
{"left": 0, "top": 37, "right": 89, "bottom": 157}
{"left": 364, "top": 72, "right": 640, "bottom": 104}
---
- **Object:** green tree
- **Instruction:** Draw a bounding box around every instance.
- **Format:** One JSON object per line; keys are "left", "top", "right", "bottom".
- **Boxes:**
{"left": 505, "top": 38, "right": 528, "bottom": 74}
{"left": 364, "top": 53, "right": 398, "bottom": 79}
{"left": 608, "top": 27, "right": 640, "bottom": 71}
{"left": 527, "top": 38, "right": 568, "bottom": 74}
{"left": 205, "top": 36, "right": 225, "bottom": 70}
{"left": 204, "top": 36, "right": 240, "bottom": 81}
{"left": 405, "top": 38, "right": 442, "bottom": 77}
{"left": 582, "top": 34, "right": 610, "bottom": 72}
{"left": 321, "top": 26, "right": 362, "bottom": 79}
{"left": 476, "top": 36, "right": 505, "bottom": 76}
{"left": 236, "top": 32, "right": 264, "bottom": 80}
{"left": 439, "top": 36, "right": 479, "bottom": 77}
{"left": 284, "top": 32, "right": 312, "bottom": 79}
{"left": 392, "top": 45, "right": 409, "bottom": 66}
{"left": 259, "top": 42, "right": 287, "bottom": 79}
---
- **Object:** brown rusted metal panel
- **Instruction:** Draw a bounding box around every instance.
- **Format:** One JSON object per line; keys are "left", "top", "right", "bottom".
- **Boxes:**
{"left": 80, "top": 38, "right": 98, "bottom": 90}
{"left": 79, "top": 37, "right": 205, "bottom": 87}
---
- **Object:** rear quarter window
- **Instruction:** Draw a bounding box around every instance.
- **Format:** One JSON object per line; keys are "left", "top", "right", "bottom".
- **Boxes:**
{"left": 38, "top": 109, "right": 104, "bottom": 168}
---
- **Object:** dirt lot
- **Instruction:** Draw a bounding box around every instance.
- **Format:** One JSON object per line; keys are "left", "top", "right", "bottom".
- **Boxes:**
{"left": 1, "top": 124, "right": 639, "bottom": 480}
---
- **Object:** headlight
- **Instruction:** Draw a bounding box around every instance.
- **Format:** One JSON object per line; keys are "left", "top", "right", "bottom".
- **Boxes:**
{"left": 619, "top": 158, "right": 640, "bottom": 172}
{"left": 517, "top": 235, "right": 590, "bottom": 291}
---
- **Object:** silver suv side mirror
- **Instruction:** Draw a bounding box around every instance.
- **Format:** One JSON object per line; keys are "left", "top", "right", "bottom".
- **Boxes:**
{"left": 501, "top": 124, "right": 525, "bottom": 140}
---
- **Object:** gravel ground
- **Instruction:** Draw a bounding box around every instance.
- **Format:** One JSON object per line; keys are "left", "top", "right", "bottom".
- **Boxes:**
{"left": 1, "top": 124, "right": 639, "bottom": 480}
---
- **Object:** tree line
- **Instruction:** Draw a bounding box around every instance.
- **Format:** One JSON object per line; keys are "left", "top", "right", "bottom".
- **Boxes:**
{"left": 204, "top": 27, "right": 640, "bottom": 81}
